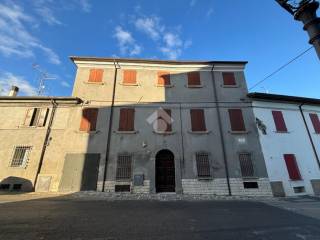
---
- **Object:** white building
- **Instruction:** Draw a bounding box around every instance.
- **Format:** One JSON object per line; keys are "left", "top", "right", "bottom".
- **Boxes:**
{"left": 249, "top": 93, "right": 320, "bottom": 197}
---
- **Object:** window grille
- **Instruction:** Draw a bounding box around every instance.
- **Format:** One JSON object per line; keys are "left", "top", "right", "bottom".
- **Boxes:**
{"left": 116, "top": 154, "right": 132, "bottom": 180}
{"left": 11, "top": 146, "right": 31, "bottom": 167}
{"left": 239, "top": 153, "right": 254, "bottom": 177}
{"left": 196, "top": 152, "right": 211, "bottom": 178}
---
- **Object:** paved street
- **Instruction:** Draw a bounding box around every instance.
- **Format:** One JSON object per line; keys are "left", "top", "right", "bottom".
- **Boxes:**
{"left": 0, "top": 194, "right": 320, "bottom": 240}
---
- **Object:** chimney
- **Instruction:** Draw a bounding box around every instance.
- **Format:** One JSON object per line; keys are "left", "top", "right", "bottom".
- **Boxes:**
{"left": 8, "top": 86, "right": 19, "bottom": 97}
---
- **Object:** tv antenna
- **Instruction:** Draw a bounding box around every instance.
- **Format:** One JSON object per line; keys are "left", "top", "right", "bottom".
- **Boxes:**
{"left": 32, "top": 64, "right": 56, "bottom": 96}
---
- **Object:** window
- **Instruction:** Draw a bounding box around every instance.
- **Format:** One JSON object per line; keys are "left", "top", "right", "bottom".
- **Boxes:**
{"left": 79, "top": 108, "right": 98, "bottom": 132}
{"left": 293, "top": 186, "right": 305, "bottom": 193}
{"left": 309, "top": 113, "right": 320, "bottom": 134}
{"left": 228, "top": 109, "right": 246, "bottom": 131}
{"left": 157, "top": 71, "right": 170, "bottom": 86}
{"left": 11, "top": 146, "right": 31, "bottom": 167}
{"left": 116, "top": 154, "right": 132, "bottom": 180}
{"left": 243, "top": 182, "right": 258, "bottom": 189}
{"left": 123, "top": 70, "right": 137, "bottom": 85}
{"left": 24, "top": 108, "right": 49, "bottom": 127}
{"left": 239, "top": 153, "right": 254, "bottom": 177}
{"left": 283, "top": 154, "right": 301, "bottom": 181}
{"left": 222, "top": 72, "right": 236, "bottom": 86}
{"left": 157, "top": 109, "right": 172, "bottom": 132}
{"left": 272, "top": 110, "right": 287, "bottom": 132}
{"left": 196, "top": 152, "right": 211, "bottom": 178}
{"left": 187, "top": 72, "right": 201, "bottom": 86}
{"left": 190, "top": 109, "right": 206, "bottom": 132}
{"left": 119, "top": 108, "right": 135, "bottom": 131}
{"left": 88, "top": 69, "right": 104, "bottom": 83}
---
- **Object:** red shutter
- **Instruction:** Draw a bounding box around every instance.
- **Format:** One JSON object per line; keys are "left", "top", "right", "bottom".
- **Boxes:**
{"left": 272, "top": 111, "right": 287, "bottom": 132}
{"left": 190, "top": 109, "right": 206, "bottom": 131}
{"left": 188, "top": 72, "right": 200, "bottom": 86}
{"left": 89, "top": 69, "right": 103, "bottom": 82}
{"left": 80, "top": 108, "right": 98, "bottom": 131}
{"left": 228, "top": 109, "right": 246, "bottom": 131}
{"left": 310, "top": 113, "right": 320, "bottom": 134}
{"left": 123, "top": 70, "right": 137, "bottom": 84}
{"left": 284, "top": 154, "right": 301, "bottom": 180}
{"left": 157, "top": 71, "right": 170, "bottom": 86}
{"left": 223, "top": 72, "right": 236, "bottom": 85}
{"left": 119, "top": 108, "right": 135, "bottom": 131}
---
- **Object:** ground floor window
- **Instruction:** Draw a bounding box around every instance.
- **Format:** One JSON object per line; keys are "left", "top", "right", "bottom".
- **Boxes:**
{"left": 10, "top": 146, "right": 31, "bottom": 167}
{"left": 196, "top": 152, "right": 211, "bottom": 178}
{"left": 116, "top": 154, "right": 132, "bottom": 180}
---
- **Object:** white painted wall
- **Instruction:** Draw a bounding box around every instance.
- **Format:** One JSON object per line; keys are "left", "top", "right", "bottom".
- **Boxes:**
{"left": 252, "top": 101, "right": 320, "bottom": 196}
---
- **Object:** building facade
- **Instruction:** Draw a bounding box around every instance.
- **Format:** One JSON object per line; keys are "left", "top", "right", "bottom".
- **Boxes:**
{"left": 0, "top": 57, "right": 273, "bottom": 196}
{"left": 249, "top": 93, "right": 320, "bottom": 197}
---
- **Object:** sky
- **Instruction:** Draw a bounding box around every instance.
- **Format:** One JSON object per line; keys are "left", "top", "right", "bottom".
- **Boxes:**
{"left": 0, "top": 0, "right": 319, "bottom": 98}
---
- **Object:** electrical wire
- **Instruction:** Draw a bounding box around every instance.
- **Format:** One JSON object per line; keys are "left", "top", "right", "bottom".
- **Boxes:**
{"left": 249, "top": 46, "right": 314, "bottom": 90}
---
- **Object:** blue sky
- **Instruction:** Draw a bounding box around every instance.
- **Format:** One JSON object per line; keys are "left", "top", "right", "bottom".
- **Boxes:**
{"left": 0, "top": 0, "right": 319, "bottom": 97}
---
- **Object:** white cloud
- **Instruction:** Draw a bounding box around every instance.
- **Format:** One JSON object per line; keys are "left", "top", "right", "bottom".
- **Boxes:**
{"left": 78, "top": 0, "right": 91, "bottom": 12}
{"left": 134, "top": 17, "right": 162, "bottom": 40}
{"left": 114, "top": 26, "right": 142, "bottom": 56}
{"left": 0, "top": 1, "right": 61, "bottom": 64}
{"left": 61, "top": 81, "right": 71, "bottom": 88}
{"left": 206, "top": 8, "right": 214, "bottom": 18}
{"left": 0, "top": 72, "right": 37, "bottom": 96}
{"left": 190, "top": 0, "right": 197, "bottom": 7}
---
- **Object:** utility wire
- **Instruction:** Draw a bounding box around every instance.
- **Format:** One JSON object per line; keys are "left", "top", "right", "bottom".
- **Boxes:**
{"left": 249, "top": 46, "right": 314, "bottom": 91}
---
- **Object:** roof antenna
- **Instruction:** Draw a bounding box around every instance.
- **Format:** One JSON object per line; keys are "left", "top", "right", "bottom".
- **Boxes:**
{"left": 32, "top": 64, "right": 56, "bottom": 96}
{"left": 260, "top": 86, "right": 269, "bottom": 94}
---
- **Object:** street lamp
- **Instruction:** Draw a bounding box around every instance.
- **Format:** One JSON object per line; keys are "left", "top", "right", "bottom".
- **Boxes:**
{"left": 276, "top": 0, "right": 320, "bottom": 60}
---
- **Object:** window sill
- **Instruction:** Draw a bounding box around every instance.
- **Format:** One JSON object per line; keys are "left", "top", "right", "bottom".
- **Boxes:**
{"left": 221, "top": 84, "right": 239, "bottom": 88}
{"left": 242, "top": 177, "right": 259, "bottom": 180}
{"left": 153, "top": 130, "right": 175, "bottom": 135}
{"left": 229, "top": 130, "right": 249, "bottom": 134}
{"left": 119, "top": 82, "right": 140, "bottom": 86}
{"left": 289, "top": 179, "right": 303, "bottom": 182}
{"left": 156, "top": 84, "right": 174, "bottom": 88}
{"left": 115, "top": 130, "right": 138, "bottom": 134}
{"left": 188, "top": 130, "right": 211, "bottom": 134}
{"left": 84, "top": 81, "right": 105, "bottom": 85}
{"left": 197, "top": 177, "right": 213, "bottom": 181}
{"left": 274, "top": 131, "right": 290, "bottom": 134}
{"left": 77, "top": 130, "right": 100, "bottom": 134}
{"left": 185, "top": 84, "right": 204, "bottom": 88}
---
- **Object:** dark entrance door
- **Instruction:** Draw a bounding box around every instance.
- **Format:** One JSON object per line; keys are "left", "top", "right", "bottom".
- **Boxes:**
{"left": 156, "top": 150, "right": 175, "bottom": 192}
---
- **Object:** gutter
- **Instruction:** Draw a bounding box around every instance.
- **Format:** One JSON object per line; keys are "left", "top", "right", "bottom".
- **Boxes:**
{"left": 102, "top": 60, "right": 119, "bottom": 191}
{"left": 210, "top": 65, "right": 232, "bottom": 195}
{"left": 299, "top": 103, "right": 320, "bottom": 169}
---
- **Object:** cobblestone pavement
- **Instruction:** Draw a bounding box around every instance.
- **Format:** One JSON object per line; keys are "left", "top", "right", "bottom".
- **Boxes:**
{"left": 0, "top": 192, "right": 320, "bottom": 240}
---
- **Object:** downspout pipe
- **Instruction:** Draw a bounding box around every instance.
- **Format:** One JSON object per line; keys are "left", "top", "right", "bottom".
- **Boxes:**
{"left": 34, "top": 99, "right": 57, "bottom": 191}
{"left": 299, "top": 103, "right": 320, "bottom": 169}
{"left": 102, "top": 60, "right": 119, "bottom": 191}
{"left": 210, "top": 65, "right": 232, "bottom": 196}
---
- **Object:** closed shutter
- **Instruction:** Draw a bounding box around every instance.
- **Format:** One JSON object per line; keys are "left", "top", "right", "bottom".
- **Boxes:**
{"left": 119, "top": 108, "right": 135, "bottom": 131}
{"left": 116, "top": 154, "right": 132, "bottom": 180}
{"left": 188, "top": 72, "right": 200, "bottom": 86}
{"left": 310, "top": 113, "right": 320, "bottom": 134}
{"left": 272, "top": 110, "right": 287, "bottom": 132}
{"left": 284, "top": 154, "right": 301, "bottom": 180}
{"left": 123, "top": 70, "right": 137, "bottom": 84}
{"left": 157, "top": 109, "right": 172, "bottom": 132}
{"left": 79, "top": 108, "right": 98, "bottom": 131}
{"left": 228, "top": 109, "right": 246, "bottom": 131}
{"left": 223, "top": 72, "right": 236, "bottom": 85}
{"left": 89, "top": 69, "right": 104, "bottom": 83}
{"left": 196, "top": 152, "right": 211, "bottom": 177}
{"left": 24, "top": 108, "right": 34, "bottom": 126}
{"left": 239, "top": 153, "right": 254, "bottom": 177}
{"left": 190, "top": 109, "right": 206, "bottom": 131}
{"left": 157, "top": 71, "right": 170, "bottom": 86}
{"left": 37, "top": 108, "right": 49, "bottom": 127}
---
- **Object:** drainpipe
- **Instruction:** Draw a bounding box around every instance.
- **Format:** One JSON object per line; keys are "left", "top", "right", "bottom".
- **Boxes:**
{"left": 102, "top": 60, "right": 119, "bottom": 191}
{"left": 34, "top": 99, "right": 57, "bottom": 191}
{"left": 210, "top": 66, "right": 232, "bottom": 196}
{"left": 299, "top": 103, "right": 320, "bottom": 169}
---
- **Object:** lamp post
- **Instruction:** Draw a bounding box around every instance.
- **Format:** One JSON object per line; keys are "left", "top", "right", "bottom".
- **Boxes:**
{"left": 276, "top": 0, "right": 320, "bottom": 60}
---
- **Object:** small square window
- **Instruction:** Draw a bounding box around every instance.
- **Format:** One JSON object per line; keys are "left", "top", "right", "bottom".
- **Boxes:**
{"left": 10, "top": 146, "right": 31, "bottom": 167}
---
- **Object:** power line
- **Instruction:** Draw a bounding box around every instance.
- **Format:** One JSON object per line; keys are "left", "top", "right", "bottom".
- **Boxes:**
{"left": 249, "top": 46, "right": 314, "bottom": 91}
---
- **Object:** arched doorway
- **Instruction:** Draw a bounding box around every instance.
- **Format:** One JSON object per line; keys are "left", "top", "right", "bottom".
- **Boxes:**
{"left": 156, "top": 149, "right": 175, "bottom": 192}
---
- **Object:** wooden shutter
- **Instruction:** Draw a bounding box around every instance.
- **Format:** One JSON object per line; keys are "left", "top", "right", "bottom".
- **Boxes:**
{"left": 284, "top": 154, "right": 301, "bottom": 180}
{"left": 188, "top": 72, "right": 200, "bottom": 86}
{"left": 23, "top": 108, "right": 34, "bottom": 126}
{"left": 223, "top": 72, "right": 236, "bottom": 85}
{"left": 190, "top": 109, "right": 206, "bottom": 131}
{"left": 89, "top": 69, "right": 104, "bottom": 83}
{"left": 79, "top": 108, "right": 98, "bottom": 131}
{"left": 196, "top": 152, "right": 211, "bottom": 177}
{"left": 119, "top": 108, "right": 135, "bottom": 131}
{"left": 272, "top": 110, "right": 287, "bottom": 132}
{"left": 157, "top": 71, "right": 170, "bottom": 86}
{"left": 37, "top": 108, "right": 49, "bottom": 127}
{"left": 310, "top": 113, "right": 320, "bottom": 134}
{"left": 123, "top": 70, "right": 137, "bottom": 84}
{"left": 239, "top": 153, "right": 254, "bottom": 177}
{"left": 228, "top": 109, "right": 246, "bottom": 131}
